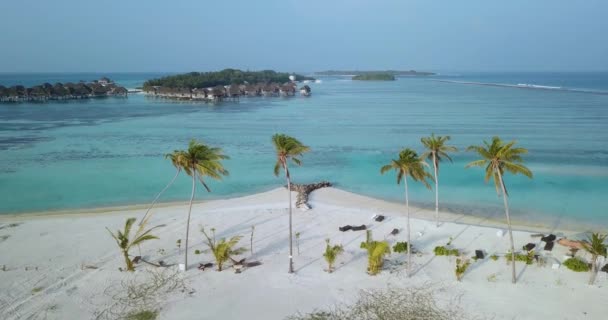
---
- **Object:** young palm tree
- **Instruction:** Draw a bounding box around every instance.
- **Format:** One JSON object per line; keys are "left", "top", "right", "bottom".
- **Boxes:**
{"left": 380, "top": 148, "right": 432, "bottom": 277}
{"left": 175, "top": 139, "right": 229, "bottom": 270}
{"left": 201, "top": 227, "right": 247, "bottom": 271}
{"left": 323, "top": 239, "right": 344, "bottom": 273}
{"left": 420, "top": 134, "right": 458, "bottom": 227}
{"left": 466, "top": 136, "right": 533, "bottom": 284}
{"left": 272, "top": 133, "right": 310, "bottom": 274}
{"left": 106, "top": 216, "right": 163, "bottom": 271}
{"left": 140, "top": 152, "right": 182, "bottom": 225}
{"left": 582, "top": 232, "right": 607, "bottom": 285}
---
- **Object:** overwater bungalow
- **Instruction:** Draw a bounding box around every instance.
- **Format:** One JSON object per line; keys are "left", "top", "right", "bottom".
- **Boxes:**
{"left": 208, "top": 86, "right": 226, "bottom": 102}
{"left": 280, "top": 83, "right": 296, "bottom": 97}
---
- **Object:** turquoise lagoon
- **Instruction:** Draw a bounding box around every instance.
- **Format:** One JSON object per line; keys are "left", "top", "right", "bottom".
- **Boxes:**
{"left": 1, "top": 72, "right": 607, "bottom": 228}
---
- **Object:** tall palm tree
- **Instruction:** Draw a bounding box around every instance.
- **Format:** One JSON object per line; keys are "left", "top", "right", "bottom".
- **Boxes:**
{"left": 420, "top": 134, "right": 458, "bottom": 227}
{"left": 139, "top": 152, "right": 182, "bottom": 225}
{"left": 174, "top": 139, "right": 229, "bottom": 270}
{"left": 380, "top": 148, "right": 432, "bottom": 277}
{"left": 466, "top": 136, "right": 533, "bottom": 284}
{"left": 272, "top": 133, "right": 310, "bottom": 274}
{"left": 582, "top": 232, "right": 607, "bottom": 285}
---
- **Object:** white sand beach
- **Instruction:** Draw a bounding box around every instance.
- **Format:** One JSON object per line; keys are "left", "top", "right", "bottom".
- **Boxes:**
{"left": 1, "top": 187, "right": 606, "bottom": 319}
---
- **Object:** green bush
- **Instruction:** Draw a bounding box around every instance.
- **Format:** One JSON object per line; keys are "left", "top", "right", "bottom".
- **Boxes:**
{"left": 490, "top": 254, "right": 499, "bottom": 261}
{"left": 563, "top": 257, "right": 590, "bottom": 272}
{"left": 505, "top": 251, "right": 534, "bottom": 265}
{"left": 434, "top": 246, "right": 459, "bottom": 256}
{"left": 125, "top": 310, "right": 158, "bottom": 320}
{"left": 393, "top": 242, "right": 410, "bottom": 253}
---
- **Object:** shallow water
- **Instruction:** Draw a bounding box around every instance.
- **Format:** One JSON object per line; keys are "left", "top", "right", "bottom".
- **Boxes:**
{"left": 1, "top": 72, "right": 607, "bottom": 228}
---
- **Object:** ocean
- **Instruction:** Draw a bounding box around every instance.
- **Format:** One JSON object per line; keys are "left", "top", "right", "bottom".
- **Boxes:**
{"left": 1, "top": 72, "right": 607, "bottom": 228}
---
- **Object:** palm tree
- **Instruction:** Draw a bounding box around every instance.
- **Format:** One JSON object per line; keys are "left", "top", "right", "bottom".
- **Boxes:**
{"left": 174, "top": 139, "right": 229, "bottom": 270}
{"left": 272, "top": 133, "right": 310, "bottom": 274}
{"left": 380, "top": 148, "right": 432, "bottom": 277}
{"left": 582, "top": 232, "right": 607, "bottom": 285}
{"left": 140, "top": 152, "right": 182, "bottom": 225}
{"left": 420, "top": 134, "right": 458, "bottom": 227}
{"left": 466, "top": 136, "right": 533, "bottom": 284}
{"left": 106, "top": 216, "right": 163, "bottom": 271}
{"left": 201, "top": 227, "right": 247, "bottom": 271}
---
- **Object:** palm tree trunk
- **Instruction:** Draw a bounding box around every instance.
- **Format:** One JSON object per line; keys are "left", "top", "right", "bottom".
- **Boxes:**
{"left": 433, "top": 153, "right": 439, "bottom": 227}
{"left": 589, "top": 255, "right": 597, "bottom": 285}
{"left": 184, "top": 169, "right": 196, "bottom": 271}
{"left": 404, "top": 176, "right": 412, "bottom": 277}
{"left": 123, "top": 250, "right": 134, "bottom": 271}
{"left": 284, "top": 162, "right": 294, "bottom": 274}
{"left": 140, "top": 169, "right": 180, "bottom": 225}
{"left": 497, "top": 171, "right": 516, "bottom": 284}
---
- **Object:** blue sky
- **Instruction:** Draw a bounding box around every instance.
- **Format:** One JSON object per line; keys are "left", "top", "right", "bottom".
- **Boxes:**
{"left": 1, "top": 0, "right": 606, "bottom": 72}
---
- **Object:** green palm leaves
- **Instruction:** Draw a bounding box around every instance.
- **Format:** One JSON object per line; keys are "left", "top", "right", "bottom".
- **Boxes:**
{"left": 172, "top": 139, "right": 230, "bottom": 190}
{"left": 360, "top": 231, "right": 391, "bottom": 275}
{"left": 272, "top": 133, "right": 310, "bottom": 177}
{"left": 465, "top": 136, "right": 532, "bottom": 196}
{"left": 582, "top": 232, "right": 608, "bottom": 285}
{"left": 380, "top": 149, "right": 432, "bottom": 188}
{"left": 107, "top": 216, "right": 163, "bottom": 271}
{"left": 421, "top": 134, "right": 457, "bottom": 227}
{"left": 201, "top": 227, "right": 247, "bottom": 271}
{"left": 421, "top": 134, "right": 457, "bottom": 170}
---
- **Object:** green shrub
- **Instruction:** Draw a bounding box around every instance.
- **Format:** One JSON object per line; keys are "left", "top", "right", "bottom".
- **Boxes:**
{"left": 323, "top": 239, "right": 344, "bottom": 273}
{"left": 505, "top": 251, "right": 534, "bottom": 265}
{"left": 125, "top": 310, "right": 158, "bottom": 320}
{"left": 393, "top": 242, "right": 410, "bottom": 253}
{"left": 490, "top": 254, "right": 499, "bottom": 261}
{"left": 434, "top": 246, "right": 459, "bottom": 256}
{"left": 455, "top": 258, "right": 470, "bottom": 281}
{"left": 563, "top": 257, "right": 590, "bottom": 272}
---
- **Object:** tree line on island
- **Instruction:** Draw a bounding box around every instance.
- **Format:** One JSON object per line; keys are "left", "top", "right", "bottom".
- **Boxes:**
{"left": 109, "top": 134, "right": 607, "bottom": 287}
{"left": 315, "top": 70, "right": 436, "bottom": 76}
{"left": 142, "top": 69, "right": 314, "bottom": 102}
{"left": 0, "top": 77, "right": 128, "bottom": 103}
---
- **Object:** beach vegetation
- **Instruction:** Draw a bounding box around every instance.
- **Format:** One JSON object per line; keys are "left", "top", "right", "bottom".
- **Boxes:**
{"left": 200, "top": 227, "right": 247, "bottom": 271}
{"left": 381, "top": 148, "right": 432, "bottom": 277}
{"left": 563, "top": 257, "right": 590, "bottom": 272}
{"left": 360, "top": 230, "right": 391, "bottom": 275}
{"left": 323, "top": 239, "right": 344, "bottom": 273}
{"left": 490, "top": 254, "right": 499, "bottom": 261}
{"left": 505, "top": 251, "right": 535, "bottom": 265}
{"left": 352, "top": 73, "right": 395, "bottom": 81}
{"left": 172, "top": 139, "right": 229, "bottom": 271}
{"left": 125, "top": 310, "right": 158, "bottom": 320}
{"left": 296, "top": 231, "right": 301, "bottom": 255}
{"left": 466, "top": 136, "right": 533, "bottom": 284}
{"left": 455, "top": 258, "right": 470, "bottom": 281}
{"left": 106, "top": 217, "right": 163, "bottom": 272}
{"left": 31, "top": 286, "right": 44, "bottom": 294}
{"left": 392, "top": 241, "right": 410, "bottom": 253}
{"left": 421, "top": 134, "right": 458, "bottom": 227}
{"left": 272, "top": 133, "right": 310, "bottom": 273}
{"left": 434, "top": 246, "right": 460, "bottom": 256}
{"left": 143, "top": 69, "right": 314, "bottom": 90}
{"left": 250, "top": 225, "right": 255, "bottom": 256}
{"left": 286, "top": 286, "right": 475, "bottom": 320}
{"left": 581, "top": 232, "right": 607, "bottom": 284}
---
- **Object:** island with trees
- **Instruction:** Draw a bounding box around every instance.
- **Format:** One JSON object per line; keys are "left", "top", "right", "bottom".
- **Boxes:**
{"left": 142, "top": 69, "right": 315, "bottom": 102}
{"left": 0, "top": 77, "right": 128, "bottom": 103}
{"left": 352, "top": 73, "right": 396, "bottom": 81}
{"left": 315, "top": 70, "right": 435, "bottom": 76}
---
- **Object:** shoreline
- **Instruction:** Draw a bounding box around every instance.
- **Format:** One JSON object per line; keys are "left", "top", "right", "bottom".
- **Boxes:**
{"left": 0, "top": 187, "right": 596, "bottom": 234}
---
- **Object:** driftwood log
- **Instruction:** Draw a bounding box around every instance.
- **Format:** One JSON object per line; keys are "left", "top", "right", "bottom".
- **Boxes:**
{"left": 288, "top": 181, "right": 332, "bottom": 209}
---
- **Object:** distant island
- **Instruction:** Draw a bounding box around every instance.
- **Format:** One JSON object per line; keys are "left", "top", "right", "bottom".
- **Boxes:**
{"left": 0, "top": 78, "right": 128, "bottom": 103}
{"left": 315, "top": 70, "right": 435, "bottom": 76}
{"left": 352, "top": 73, "right": 396, "bottom": 81}
{"left": 143, "top": 69, "right": 315, "bottom": 101}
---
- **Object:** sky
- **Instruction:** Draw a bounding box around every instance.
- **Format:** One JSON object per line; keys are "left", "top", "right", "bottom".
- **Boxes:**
{"left": 0, "top": 0, "right": 607, "bottom": 73}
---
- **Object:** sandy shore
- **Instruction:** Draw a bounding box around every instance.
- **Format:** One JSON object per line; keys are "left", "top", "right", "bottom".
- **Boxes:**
{"left": 0, "top": 187, "right": 606, "bottom": 319}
